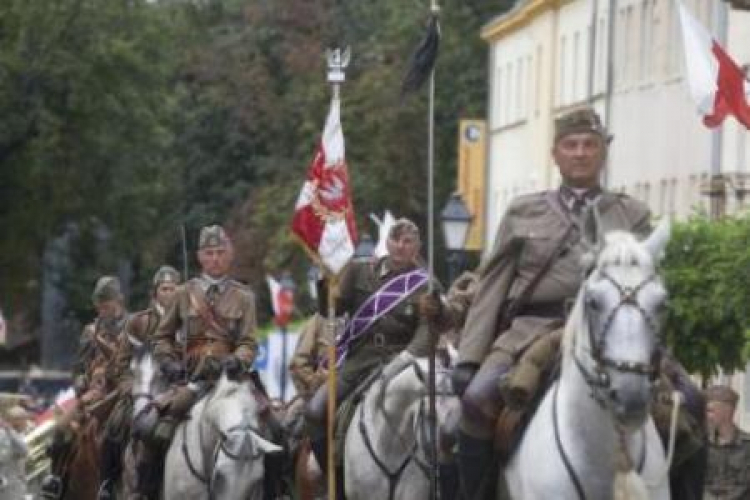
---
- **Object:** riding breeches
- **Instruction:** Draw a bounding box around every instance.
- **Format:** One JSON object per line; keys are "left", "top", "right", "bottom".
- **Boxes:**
{"left": 459, "top": 349, "right": 513, "bottom": 439}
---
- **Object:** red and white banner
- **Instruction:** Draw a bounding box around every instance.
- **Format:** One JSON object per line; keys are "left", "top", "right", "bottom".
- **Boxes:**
{"left": 291, "top": 96, "right": 357, "bottom": 274}
{"left": 678, "top": 2, "right": 750, "bottom": 129}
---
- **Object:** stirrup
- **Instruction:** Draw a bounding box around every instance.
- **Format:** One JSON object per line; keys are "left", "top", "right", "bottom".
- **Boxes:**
{"left": 96, "top": 478, "right": 115, "bottom": 500}
{"left": 40, "top": 474, "right": 63, "bottom": 500}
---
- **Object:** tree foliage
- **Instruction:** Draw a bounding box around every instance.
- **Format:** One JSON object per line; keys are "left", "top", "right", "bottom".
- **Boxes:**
{"left": 662, "top": 213, "right": 750, "bottom": 379}
{"left": 0, "top": 0, "right": 500, "bottom": 355}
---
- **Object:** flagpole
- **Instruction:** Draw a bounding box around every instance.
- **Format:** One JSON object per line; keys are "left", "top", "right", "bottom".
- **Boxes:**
{"left": 427, "top": 2, "right": 440, "bottom": 499}
{"left": 325, "top": 47, "right": 349, "bottom": 500}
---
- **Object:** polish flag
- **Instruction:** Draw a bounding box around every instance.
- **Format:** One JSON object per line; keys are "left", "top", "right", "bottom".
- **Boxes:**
{"left": 678, "top": 2, "right": 750, "bottom": 129}
{"left": 291, "top": 95, "right": 357, "bottom": 275}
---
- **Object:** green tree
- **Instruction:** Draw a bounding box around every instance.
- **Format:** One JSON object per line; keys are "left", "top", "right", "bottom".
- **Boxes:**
{"left": 662, "top": 213, "right": 750, "bottom": 379}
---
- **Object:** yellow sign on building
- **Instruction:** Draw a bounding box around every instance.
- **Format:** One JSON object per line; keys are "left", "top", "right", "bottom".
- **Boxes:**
{"left": 457, "top": 120, "right": 486, "bottom": 251}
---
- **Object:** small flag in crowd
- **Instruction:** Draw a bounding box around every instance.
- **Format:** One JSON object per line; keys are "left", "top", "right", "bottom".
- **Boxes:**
{"left": 291, "top": 95, "right": 357, "bottom": 275}
{"left": 678, "top": 2, "right": 750, "bottom": 129}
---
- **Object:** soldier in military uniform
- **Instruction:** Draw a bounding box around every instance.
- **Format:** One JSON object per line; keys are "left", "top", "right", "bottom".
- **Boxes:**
{"left": 451, "top": 108, "right": 656, "bottom": 499}
{"left": 147, "top": 226, "right": 257, "bottom": 435}
{"left": 704, "top": 385, "right": 750, "bottom": 500}
{"left": 304, "top": 218, "right": 442, "bottom": 488}
{"left": 290, "top": 312, "right": 335, "bottom": 400}
{"left": 42, "top": 276, "right": 130, "bottom": 499}
{"left": 97, "top": 265, "right": 181, "bottom": 500}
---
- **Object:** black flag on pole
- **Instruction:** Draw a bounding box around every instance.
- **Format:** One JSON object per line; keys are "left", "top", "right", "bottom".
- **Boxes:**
{"left": 401, "top": 13, "right": 441, "bottom": 97}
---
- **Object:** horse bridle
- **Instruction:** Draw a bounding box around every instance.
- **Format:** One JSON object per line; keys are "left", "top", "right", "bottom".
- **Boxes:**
{"left": 574, "top": 270, "right": 662, "bottom": 407}
{"left": 180, "top": 388, "right": 265, "bottom": 497}
{"left": 556, "top": 269, "right": 660, "bottom": 499}
{"left": 358, "top": 361, "right": 453, "bottom": 500}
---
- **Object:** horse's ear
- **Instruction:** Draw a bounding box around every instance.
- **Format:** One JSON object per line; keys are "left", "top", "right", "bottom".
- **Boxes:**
{"left": 251, "top": 432, "right": 283, "bottom": 455}
{"left": 643, "top": 218, "right": 670, "bottom": 262}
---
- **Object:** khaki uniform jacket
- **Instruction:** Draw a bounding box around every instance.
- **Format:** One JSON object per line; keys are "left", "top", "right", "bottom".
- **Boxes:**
{"left": 73, "top": 314, "right": 129, "bottom": 395}
{"left": 114, "top": 305, "right": 162, "bottom": 393}
{"left": 335, "top": 257, "right": 438, "bottom": 389}
{"left": 289, "top": 313, "right": 336, "bottom": 399}
{"left": 705, "top": 429, "right": 750, "bottom": 500}
{"left": 459, "top": 189, "right": 651, "bottom": 365}
{"left": 153, "top": 277, "right": 258, "bottom": 367}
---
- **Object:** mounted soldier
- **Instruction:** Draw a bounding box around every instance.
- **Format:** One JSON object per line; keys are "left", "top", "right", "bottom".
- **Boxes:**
{"left": 452, "top": 107, "right": 706, "bottom": 499}
{"left": 304, "top": 217, "right": 444, "bottom": 495}
{"left": 41, "top": 276, "right": 130, "bottom": 499}
{"left": 145, "top": 225, "right": 285, "bottom": 496}
{"left": 97, "top": 265, "right": 181, "bottom": 500}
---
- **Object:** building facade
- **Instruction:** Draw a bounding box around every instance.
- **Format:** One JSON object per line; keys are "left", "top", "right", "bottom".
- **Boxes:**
{"left": 482, "top": 0, "right": 750, "bottom": 425}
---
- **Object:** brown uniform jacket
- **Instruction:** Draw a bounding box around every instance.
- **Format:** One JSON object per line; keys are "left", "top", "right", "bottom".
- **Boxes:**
{"left": 705, "top": 429, "right": 750, "bottom": 500}
{"left": 459, "top": 188, "right": 651, "bottom": 365}
{"left": 153, "top": 277, "right": 258, "bottom": 367}
{"left": 335, "top": 257, "right": 440, "bottom": 389}
{"left": 114, "top": 305, "right": 162, "bottom": 393}
{"left": 288, "top": 313, "right": 337, "bottom": 399}
{"left": 73, "top": 314, "right": 129, "bottom": 395}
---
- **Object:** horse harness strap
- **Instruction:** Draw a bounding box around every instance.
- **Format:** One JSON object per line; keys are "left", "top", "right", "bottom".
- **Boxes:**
{"left": 358, "top": 401, "right": 419, "bottom": 500}
{"left": 552, "top": 383, "right": 587, "bottom": 500}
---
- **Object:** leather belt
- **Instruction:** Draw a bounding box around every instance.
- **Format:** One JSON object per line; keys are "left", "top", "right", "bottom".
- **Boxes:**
{"left": 186, "top": 336, "right": 232, "bottom": 357}
{"left": 516, "top": 300, "right": 572, "bottom": 319}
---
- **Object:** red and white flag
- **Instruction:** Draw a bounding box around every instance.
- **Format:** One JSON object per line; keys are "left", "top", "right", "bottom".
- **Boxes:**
{"left": 267, "top": 275, "right": 293, "bottom": 326}
{"left": 291, "top": 95, "right": 357, "bottom": 274}
{"left": 678, "top": 2, "right": 750, "bottom": 129}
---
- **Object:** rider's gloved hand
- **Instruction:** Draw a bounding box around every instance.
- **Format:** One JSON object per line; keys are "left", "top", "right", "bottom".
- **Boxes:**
{"left": 451, "top": 362, "right": 479, "bottom": 397}
{"left": 160, "top": 359, "right": 185, "bottom": 383}
{"left": 418, "top": 291, "right": 446, "bottom": 323}
{"left": 221, "top": 354, "right": 247, "bottom": 380}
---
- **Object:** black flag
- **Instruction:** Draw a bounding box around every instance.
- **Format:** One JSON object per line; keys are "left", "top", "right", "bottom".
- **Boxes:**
{"left": 401, "top": 13, "right": 441, "bottom": 97}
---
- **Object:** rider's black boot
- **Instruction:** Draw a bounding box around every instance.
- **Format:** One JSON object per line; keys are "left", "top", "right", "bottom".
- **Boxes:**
{"left": 440, "top": 461, "right": 460, "bottom": 500}
{"left": 97, "top": 437, "right": 122, "bottom": 500}
{"left": 457, "top": 431, "right": 495, "bottom": 500}
{"left": 309, "top": 436, "right": 328, "bottom": 475}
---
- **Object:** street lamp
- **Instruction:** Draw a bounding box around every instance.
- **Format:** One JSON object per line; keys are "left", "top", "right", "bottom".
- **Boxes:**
{"left": 277, "top": 271, "right": 296, "bottom": 402}
{"left": 440, "top": 192, "right": 473, "bottom": 285}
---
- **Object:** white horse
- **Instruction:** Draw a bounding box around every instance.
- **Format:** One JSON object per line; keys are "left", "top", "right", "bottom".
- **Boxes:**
{"left": 505, "top": 222, "right": 673, "bottom": 500}
{"left": 344, "top": 355, "right": 461, "bottom": 500}
{"left": 130, "top": 350, "right": 282, "bottom": 500}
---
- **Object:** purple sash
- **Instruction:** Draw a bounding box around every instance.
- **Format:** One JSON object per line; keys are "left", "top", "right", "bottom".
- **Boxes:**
{"left": 329, "top": 268, "right": 429, "bottom": 368}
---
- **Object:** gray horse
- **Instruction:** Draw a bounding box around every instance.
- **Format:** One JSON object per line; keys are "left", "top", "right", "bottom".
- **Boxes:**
{"left": 130, "top": 350, "right": 281, "bottom": 499}
{"left": 504, "top": 222, "right": 673, "bottom": 499}
{"left": 344, "top": 355, "right": 460, "bottom": 500}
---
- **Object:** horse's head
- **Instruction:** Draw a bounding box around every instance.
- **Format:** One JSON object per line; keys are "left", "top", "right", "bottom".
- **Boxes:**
{"left": 567, "top": 220, "right": 669, "bottom": 430}
{"left": 380, "top": 357, "right": 461, "bottom": 460}
{"left": 202, "top": 373, "right": 282, "bottom": 499}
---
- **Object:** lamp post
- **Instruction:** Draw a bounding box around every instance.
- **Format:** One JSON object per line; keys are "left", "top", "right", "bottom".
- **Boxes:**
{"left": 440, "top": 193, "right": 473, "bottom": 286}
{"left": 277, "top": 271, "right": 295, "bottom": 402}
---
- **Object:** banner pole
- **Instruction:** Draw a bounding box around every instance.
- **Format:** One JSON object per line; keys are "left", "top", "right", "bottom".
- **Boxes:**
{"left": 326, "top": 276, "right": 339, "bottom": 500}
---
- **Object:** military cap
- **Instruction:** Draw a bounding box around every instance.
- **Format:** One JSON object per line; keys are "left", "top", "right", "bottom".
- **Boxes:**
{"left": 3, "top": 405, "right": 30, "bottom": 421}
{"left": 199, "top": 225, "right": 230, "bottom": 249}
{"left": 388, "top": 218, "right": 420, "bottom": 241}
{"left": 91, "top": 276, "right": 123, "bottom": 303}
{"left": 152, "top": 265, "right": 180, "bottom": 287}
{"left": 554, "top": 107, "right": 609, "bottom": 142}
{"left": 705, "top": 385, "right": 739, "bottom": 406}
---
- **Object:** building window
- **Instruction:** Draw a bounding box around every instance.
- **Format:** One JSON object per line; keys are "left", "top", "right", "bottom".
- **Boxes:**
{"left": 669, "top": 178, "right": 678, "bottom": 218}
{"left": 494, "top": 67, "right": 503, "bottom": 126}
{"left": 559, "top": 34, "right": 567, "bottom": 105}
{"left": 516, "top": 57, "right": 524, "bottom": 121}
{"left": 573, "top": 30, "right": 580, "bottom": 102}
{"left": 535, "top": 45, "right": 542, "bottom": 115}
{"left": 659, "top": 179, "right": 668, "bottom": 216}
{"left": 506, "top": 62, "right": 513, "bottom": 125}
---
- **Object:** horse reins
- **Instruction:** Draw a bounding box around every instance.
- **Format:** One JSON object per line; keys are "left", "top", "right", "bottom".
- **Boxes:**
{"left": 557, "top": 270, "right": 657, "bottom": 499}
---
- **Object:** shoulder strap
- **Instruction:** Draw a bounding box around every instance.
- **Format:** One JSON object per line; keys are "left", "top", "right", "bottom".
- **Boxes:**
{"left": 500, "top": 198, "right": 575, "bottom": 330}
